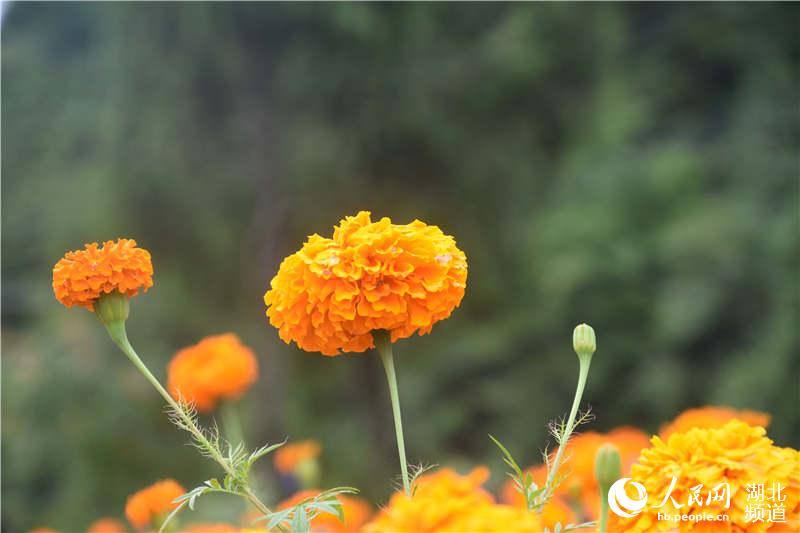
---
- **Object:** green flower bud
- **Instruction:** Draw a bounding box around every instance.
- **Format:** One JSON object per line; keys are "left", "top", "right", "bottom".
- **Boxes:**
{"left": 95, "top": 291, "right": 130, "bottom": 327}
{"left": 573, "top": 323, "right": 596, "bottom": 359}
{"left": 594, "top": 443, "right": 622, "bottom": 490}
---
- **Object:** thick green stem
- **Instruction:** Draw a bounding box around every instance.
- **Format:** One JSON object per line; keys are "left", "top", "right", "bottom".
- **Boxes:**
{"left": 375, "top": 330, "right": 411, "bottom": 496}
{"left": 220, "top": 400, "right": 246, "bottom": 448}
{"left": 598, "top": 487, "right": 610, "bottom": 533}
{"left": 544, "top": 354, "right": 592, "bottom": 500}
{"left": 102, "top": 319, "right": 282, "bottom": 529}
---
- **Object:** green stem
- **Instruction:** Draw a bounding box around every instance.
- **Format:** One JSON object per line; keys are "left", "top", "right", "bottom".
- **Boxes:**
{"left": 543, "top": 355, "right": 592, "bottom": 501}
{"left": 220, "top": 400, "right": 246, "bottom": 448}
{"left": 102, "top": 320, "right": 283, "bottom": 530}
{"left": 375, "top": 330, "right": 411, "bottom": 496}
{"left": 598, "top": 485, "right": 610, "bottom": 533}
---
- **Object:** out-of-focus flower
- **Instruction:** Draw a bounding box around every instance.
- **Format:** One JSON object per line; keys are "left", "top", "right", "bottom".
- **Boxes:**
{"left": 659, "top": 405, "right": 772, "bottom": 439}
{"left": 87, "top": 518, "right": 127, "bottom": 533}
{"left": 501, "top": 426, "right": 650, "bottom": 521}
{"left": 276, "top": 490, "right": 372, "bottom": 532}
{"left": 178, "top": 524, "right": 237, "bottom": 533}
{"left": 274, "top": 440, "right": 322, "bottom": 475}
{"left": 610, "top": 420, "right": 800, "bottom": 532}
{"left": 27, "top": 529, "right": 60, "bottom": 533}
{"left": 167, "top": 333, "right": 259, "bottom": 412}
{"left": 53, "top": 239, "right": 153, "bottom": 311}
{"left": 362, "top": 467, "right": 541, "bottom": 533}
{"left": 264, "top": 211, "right": 467, "bottom": 356}
{"left": 125, "top": 479, "right": 186, "bottom": 530}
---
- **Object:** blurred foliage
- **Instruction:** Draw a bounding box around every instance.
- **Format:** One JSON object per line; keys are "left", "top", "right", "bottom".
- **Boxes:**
{"left": 2, "top": 3, "right": 799, "bottom": 531}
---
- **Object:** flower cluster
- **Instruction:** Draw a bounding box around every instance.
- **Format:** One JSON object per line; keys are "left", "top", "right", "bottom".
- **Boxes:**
{"left": 264, "top": 211, "right": 467, "bottom": 355}
{"left": 610, "top": 420, "right": 800, "bottom": 532}
{"left": 125, "top": 479, "right": 186, "bottom": 529}
{"left": 167, "top": 333, "right": 259, "bottom": 412}
{"left": 52, "top": 238, "right": 153, "bottom": 310}
{"left": 362, "top": 467, "right": 543, "bottom": 532}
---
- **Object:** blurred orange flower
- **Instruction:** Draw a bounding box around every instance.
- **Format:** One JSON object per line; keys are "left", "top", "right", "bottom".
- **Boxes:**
{"left": 52, "top": 238, "right": 153, "bottom": 310}
{"left": 167, "top": 333, "right": 258, "bottom": 412}
{"left": 363, "top": 466, "right": 548, "bottom": 532}
{"left": 610, "top": 420, "right": 800, "bottom": 532}
{"left": 273, "top": 440, "right": 322, "bottom": 474}
{"left": 125, "top": 479, "right": 185, "bottom": 530}
{"left": 27, "top": 529, "right": 60, "bottom": 533}
{"left": 87, "top": 518, "right": 127, "bottom": 533}
{"left": 660, "top": 405, "right": 771, "bottom": 439}
{"left": 264, "top": 211, "right": 467, "bottom": 356}
{"left": 277, "top": 490, "right": 372, "bottom": 532}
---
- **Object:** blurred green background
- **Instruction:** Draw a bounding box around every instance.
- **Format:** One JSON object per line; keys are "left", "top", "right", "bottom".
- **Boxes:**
{"left": 2, "top": 2, "right": 798, "bottom": 531}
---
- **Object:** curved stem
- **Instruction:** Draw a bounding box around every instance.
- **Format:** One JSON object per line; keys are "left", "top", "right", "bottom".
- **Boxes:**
{"left": 543, "top": 355, "right": 592, "bottom": 501}
{"left": 103, "top": 320, "right": 282, "bottom": 528}
{"left": 375, "top": 330, "right": 411, "bottom": 496}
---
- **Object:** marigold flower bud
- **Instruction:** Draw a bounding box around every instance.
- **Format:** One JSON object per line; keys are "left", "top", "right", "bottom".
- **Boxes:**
{"left": 94, "top": 291, "right": 130, "bottom": 328}
{"left": 594, "top": 443, "right": 622, "bottom": 490}
{"left": 573, "top": 323, "right": 596, "bottom": 359}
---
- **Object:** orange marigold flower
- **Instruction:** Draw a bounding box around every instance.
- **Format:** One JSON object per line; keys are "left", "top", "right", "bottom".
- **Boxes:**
{"left": 660, "top": 405, "right": 772, "bottom": 439}
{"left": 362, "top": 467, "right": 500, "bottom": 533}
{"left": 264, "top": 211, "right": 467, "bottom": 356}
{"left": 87, "top": 518, "right": 127, "bottom": 533}
{"left": 610, "top": 420, "right": 800, "bottom": 533}
{"left": 273, "top": 440, "right": 322, "bottom": 474}
{"left": 277, "top": 490, "right": 373, "bottom": 532}
{"left": 52, "top": 238, "right": 153, "bottom": 311}
{"left": 167, "top": 333, "right": 259, "bottom": 412}
{"left": 125, "top": 479, "right": 185, "bottom": 530}
{"left": 439, "top": 504, "right": 544, "bottom": 533}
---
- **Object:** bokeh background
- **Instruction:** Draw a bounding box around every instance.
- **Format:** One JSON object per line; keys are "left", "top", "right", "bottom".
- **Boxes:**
{"left": 3, "top": 2, "right": 798, "bottom": 531}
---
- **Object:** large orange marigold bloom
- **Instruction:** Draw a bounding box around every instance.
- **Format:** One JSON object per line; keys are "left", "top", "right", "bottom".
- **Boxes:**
{"left": 167, "top": 333, "right": 259, "bottom": 412}
{"left": 277, "top": 490, "right": 372, "bottom": 532}
{"left": 87, "top": 518, "right": 127, "bottom": 533}
{"left": 125, "top": 479, "right": 186, "bottom": 529}
{"left": 362, "top": 467, "right": 543, "bottom": 533}
{"left": 53, "top": 238, "right": 153, "bottom": 310}
{"left": 264, "top": 211, "right": 467, "bottom": 356}
{"left": 660, "top": 406, "right": 771, "bottom": 439}
{"left": 609, "top": 420, "right": 800, "bottom": 533}
{"left": 273, "top": 440, "right": 322, "bottom": 474}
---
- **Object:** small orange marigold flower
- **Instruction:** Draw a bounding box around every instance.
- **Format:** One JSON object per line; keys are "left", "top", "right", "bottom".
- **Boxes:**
{"left": 659, "top": 405, "right": 771, "bottom": 439}
{"left": 53, "top": 238, "right": 153, "bottom": 311}
{"left": 167, "top": 333, "right": 259, "bottom": 413}
{"left": 362, "top": 467, "right": 493, "bottom": 533}
{"left": 277, "top": 490, "right": 373, "bottom": 532}
{"left": 610, "top": 420, "right": 800, "bottom": 533}
{"left": 125, "top": 479, "right": 185, "bottom": 530}
{"left": 264, "top": 211, "right": 467, "bottom": 356}
{"left": 273, "top": 440, "right": 322, "bottom": 474}
{"left": 87, "top": 518, "right": 127, "bottom": 533}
